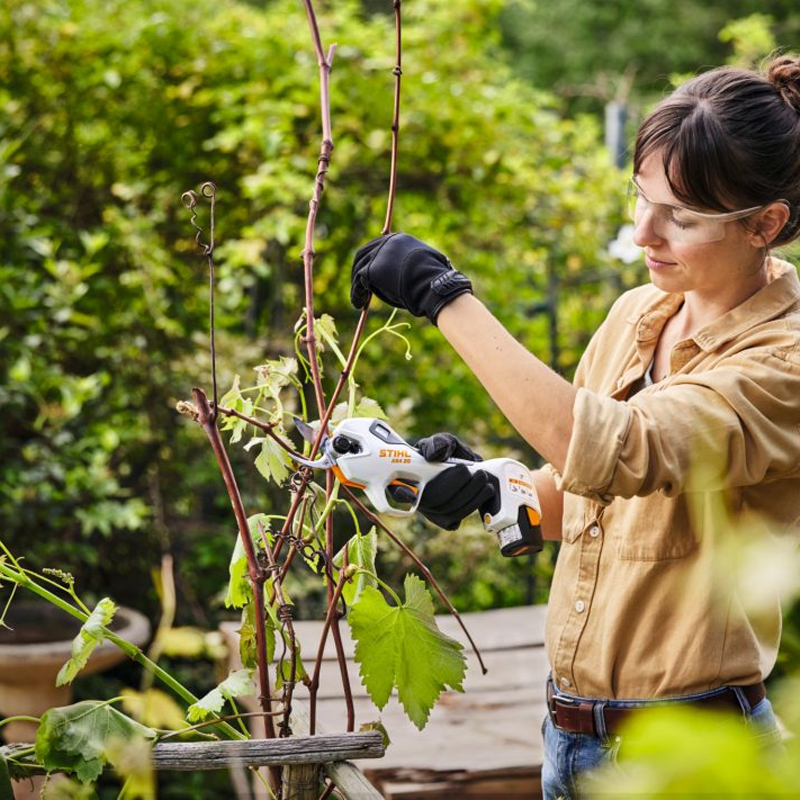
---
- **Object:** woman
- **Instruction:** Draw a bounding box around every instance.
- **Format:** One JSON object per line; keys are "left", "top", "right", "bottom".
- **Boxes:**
{"left": 350, "top": 56, "right": 800, "bottom": 797}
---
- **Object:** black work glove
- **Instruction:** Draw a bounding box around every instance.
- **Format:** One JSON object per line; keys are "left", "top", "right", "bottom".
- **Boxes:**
{"left": 350, "top": 232, "right": 473, "bottom": 325}
{"left": 391, "top": 433, "right": 496, "bottom": 531}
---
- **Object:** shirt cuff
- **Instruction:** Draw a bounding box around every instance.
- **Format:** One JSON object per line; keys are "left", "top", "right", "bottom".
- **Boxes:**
{"left": 558, "top": 387, "right": 632, "bottom": 505}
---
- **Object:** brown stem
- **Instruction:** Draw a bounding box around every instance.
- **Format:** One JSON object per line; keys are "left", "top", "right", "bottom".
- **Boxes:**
{"left": 342, "top": 485, "right": 488, "bottom": 675}
{"left": 382, "top": 0, "right": 403, "bottom": 235}
{"left": 316, "top": 307, "right": 370, "bottom": 437}
{"left": 308, "top": 559, "right": 350, "bottom": 735}
{"left": 191, "top": 389, "right": 281, "bottom": 729}
{"left": 260, "top": 524, "right": 300, "bottom": 739}
{"left": 300, "top": 0, "right": 336, "bottom": 421}
{"left": 158, "top": 709, "right": 288, "bottom": 741}
{"left": 324, "top": 471, "right": 355, "bottom": 732}
{"left": 317, "top": 781, "right": 336, "bottom": 800}
{"left": 216, "top": 403, "right": 304, "bottom": 458}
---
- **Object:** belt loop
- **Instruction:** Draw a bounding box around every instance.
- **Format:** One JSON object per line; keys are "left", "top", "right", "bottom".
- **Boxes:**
{"left": 729, "top": 686, "right": 752, "bottom": 716}
{"left": 593, "top": 701, "right": 609, "bottom": 740}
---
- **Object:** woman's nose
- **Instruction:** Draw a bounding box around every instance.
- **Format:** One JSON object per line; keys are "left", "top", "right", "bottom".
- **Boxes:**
{"left": 632, "top": 207, "right": 663, "bottom": 247}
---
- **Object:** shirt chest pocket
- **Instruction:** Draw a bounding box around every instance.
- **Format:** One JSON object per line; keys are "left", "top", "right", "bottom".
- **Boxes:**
{"left": 608, "top": 492, "right": 699, "bottom": 561}
{"left": 561, "top": 517, "right": 586, "bottom": 545}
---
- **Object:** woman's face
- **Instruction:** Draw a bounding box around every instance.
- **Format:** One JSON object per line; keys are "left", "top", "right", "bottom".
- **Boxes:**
{"left": 631, "top": 153, "right": 765, "bottom": 302}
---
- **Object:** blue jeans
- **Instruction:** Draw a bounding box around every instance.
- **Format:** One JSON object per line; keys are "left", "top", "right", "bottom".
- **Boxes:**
{"left": 541, "top": 680, "right": 782, "bottom": 800}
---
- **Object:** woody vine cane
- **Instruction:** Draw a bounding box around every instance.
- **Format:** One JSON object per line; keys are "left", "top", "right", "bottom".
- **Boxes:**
{"left": 181, "top": 2, "right": 486, "bottom": 795}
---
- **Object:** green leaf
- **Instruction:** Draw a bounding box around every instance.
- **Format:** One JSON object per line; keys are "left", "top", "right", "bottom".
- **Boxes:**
{"left": 237, "top": 602, "right": 263, "bottom": 670}
{"left": 219, "top": 374, "right": 243, "bottom": 410}
{"left": 186, "top": 670, "right": 256, "bottom": 723}
{"left": 314, "top": 314, "right": 338, "bottom": 351}
{"left": 334, "top": 528, "right": 378, "bottom": 607}
{"left": 349, "top": 574, "right": 466, "bottom": 730}
{"left": 225, "top": 514, "right": 273, "bottom": 608}
{"left": 120, "top": 688, "right": 189, "bottom": 731}
{"left": 105, "top": 733, "right": 155, "bottom": 800}
{"left": 254, "top": 436, "right": 292, "bottom": 486}
{"left": 330, "top": 396, "right": 389, "bottom": 426}
{"left": 355, "top": 397, "right": 388, "bottom": 421}
{"left": 35, "top": 701, "right": 156, "bottom": 784}
{"left": 56, "top": 598, "right": 118, "bottom": 686}
{"left": 219, "top": 375, "right": 252, "bottom": 444}
{"left": 0, "top": 751, "right": 13, "bottom": 800}
{"left": 359, "top": 720, "right": 391, "bottom": 749}
{"left": 255, "top": 356, "right": 298, "bottom": 397}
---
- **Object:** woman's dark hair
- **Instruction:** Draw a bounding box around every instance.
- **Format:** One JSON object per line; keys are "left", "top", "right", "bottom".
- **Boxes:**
{"left": 633, "top": 56, "right": 800, "bottom": 246}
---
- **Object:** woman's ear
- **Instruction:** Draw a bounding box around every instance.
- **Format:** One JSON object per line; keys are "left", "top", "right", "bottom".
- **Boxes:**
{"left": 748, "top": 201, "right": 791, "bottom": 247}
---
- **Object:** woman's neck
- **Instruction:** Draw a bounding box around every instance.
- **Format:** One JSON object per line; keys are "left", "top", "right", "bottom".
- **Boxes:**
{"left": 680, "top": 256, "right": 771, "bottom": 333}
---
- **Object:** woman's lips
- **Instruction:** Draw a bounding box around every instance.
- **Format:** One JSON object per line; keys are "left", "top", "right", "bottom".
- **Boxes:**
{"left": 645, "top": 253, "right": 676, "bottom": 270}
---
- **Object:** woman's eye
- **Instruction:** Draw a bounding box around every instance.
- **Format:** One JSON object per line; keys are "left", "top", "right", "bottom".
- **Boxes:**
{"left": 669, "top": 212, "right": 696, "bottom": 230}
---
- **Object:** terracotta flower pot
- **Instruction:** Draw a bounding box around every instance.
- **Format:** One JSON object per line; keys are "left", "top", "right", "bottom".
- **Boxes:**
{"left": 0, "top": 600, "right": 151, "bottom": 744}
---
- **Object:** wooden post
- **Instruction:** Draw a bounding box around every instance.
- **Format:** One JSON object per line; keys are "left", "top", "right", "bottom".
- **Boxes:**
{"left": 282, "top": 763, "right": 320, "bottom": 800}
{"left": 290, "top": 704, "right": 385, "bottom": 800}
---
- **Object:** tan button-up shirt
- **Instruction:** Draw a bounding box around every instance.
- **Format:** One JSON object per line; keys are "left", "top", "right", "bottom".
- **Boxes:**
{"left": 546, "top": 258, "right": 800, "bottom": 699}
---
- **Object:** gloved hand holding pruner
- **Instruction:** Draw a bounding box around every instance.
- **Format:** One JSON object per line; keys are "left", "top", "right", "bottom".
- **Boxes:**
{"left": 293, "top": 416, "right": 543, "bottom": 558}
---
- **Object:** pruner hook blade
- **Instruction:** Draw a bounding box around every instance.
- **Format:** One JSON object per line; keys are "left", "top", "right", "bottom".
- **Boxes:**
{"left": 293, "top": 452, "right": 336, "bottom": 470}
{"left": 292, "top": 416, "right": 335, "bottom": 469}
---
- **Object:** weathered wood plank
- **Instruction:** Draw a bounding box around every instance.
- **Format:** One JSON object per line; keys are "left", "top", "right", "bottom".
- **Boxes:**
{"left": 150, "top": 732, "right": 384, "bottom": 771}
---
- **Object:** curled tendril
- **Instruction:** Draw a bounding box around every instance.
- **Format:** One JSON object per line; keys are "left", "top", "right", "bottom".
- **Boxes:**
{"left": 181, "top": 181, "right": 219, "bottom": 413}
{"left": 181, "top": 181, "right": 216, "bottom": 256}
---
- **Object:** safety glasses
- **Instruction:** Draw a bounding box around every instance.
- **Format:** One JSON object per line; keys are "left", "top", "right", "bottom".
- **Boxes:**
{"left": 627, "top": 178, "right": 764, "bottom": 245}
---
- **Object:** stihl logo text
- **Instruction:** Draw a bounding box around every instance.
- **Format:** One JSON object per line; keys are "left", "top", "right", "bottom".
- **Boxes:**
{"left": 379, "top": 448, "right": 412, "bottom": 464}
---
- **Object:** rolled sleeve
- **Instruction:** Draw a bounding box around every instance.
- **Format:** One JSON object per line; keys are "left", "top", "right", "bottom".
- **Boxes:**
{"left": 559, "top": 351, "right": 800, "bottom": 504}
{"left": 558, "top": 388, "right": 632, "bottom": 504}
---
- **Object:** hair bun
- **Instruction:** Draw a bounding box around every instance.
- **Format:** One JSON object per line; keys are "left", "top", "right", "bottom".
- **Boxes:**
{"left": 768, "top": 55, "right": 800, "bottom": 113}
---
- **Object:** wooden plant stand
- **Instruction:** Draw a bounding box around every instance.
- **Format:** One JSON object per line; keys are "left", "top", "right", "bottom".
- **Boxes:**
{"left": 151, "top": 732, "right": 385, "bottom": 799}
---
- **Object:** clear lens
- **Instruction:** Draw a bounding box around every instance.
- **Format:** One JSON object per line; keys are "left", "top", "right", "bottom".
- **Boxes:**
{"left": 627, "top": 179, "right": 762, "bottom": 245}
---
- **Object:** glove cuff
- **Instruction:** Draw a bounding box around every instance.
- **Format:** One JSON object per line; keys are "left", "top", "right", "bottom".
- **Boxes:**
{"left": 427, "top": 270, "right": 473, "bottom": 325}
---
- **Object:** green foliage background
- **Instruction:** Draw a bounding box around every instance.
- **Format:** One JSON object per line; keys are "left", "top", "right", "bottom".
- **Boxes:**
{"left": 0, "top": 0, "right": 798, "bottom": 666}
{"left": 2, "top": 0, "right": 800, "bottom": 795}
{"left": 0, "top": 0, "right": 633, "bottom": 615}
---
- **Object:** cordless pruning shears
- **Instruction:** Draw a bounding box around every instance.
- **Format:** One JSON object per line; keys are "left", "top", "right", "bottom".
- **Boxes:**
{"left": 294, "top": 417, "right": 543, "bottom": 558}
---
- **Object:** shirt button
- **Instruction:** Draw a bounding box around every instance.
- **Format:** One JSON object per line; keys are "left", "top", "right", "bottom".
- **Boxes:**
{"left": 575, "top": 600, "right": 586, "bottom": 613}
{"left": 560, "top": 677, "right": 572, "bottom": 688}
{"left": 589, "top": 525, "right": 600, "bottom": 538}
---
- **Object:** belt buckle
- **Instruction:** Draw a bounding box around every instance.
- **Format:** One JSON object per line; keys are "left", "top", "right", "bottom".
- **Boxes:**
{"left": 548, "top": 687, "right": 578, "bottom": 722}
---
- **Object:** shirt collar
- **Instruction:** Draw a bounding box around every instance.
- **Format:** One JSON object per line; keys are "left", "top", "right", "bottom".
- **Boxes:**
{"left": 627, "top": 259, "right": 800, "bottom": 352}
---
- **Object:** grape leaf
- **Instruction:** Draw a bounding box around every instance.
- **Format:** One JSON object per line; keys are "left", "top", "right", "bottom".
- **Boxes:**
{"left": 255, "top": 356, "right": 298, "bottom": 397}
{"left": 218, "top": 375, "right": 253, "bottom": 444}
{"left": 237, "top": 602, "right": 262, "bottom": 670}
{"left": 314, "top": 314, "right": 339, "bottom": 352}
{"left": 56, "top": 598, "right": 118, "bottom": 686}
{"left": 348, "top": 574, "right": 466, "bottom": 730}
{"left": 186, "top": 669, "right": 256, "bottom": 723}
{"left": 330, "top": 397, "right": 388, "bottom": 426}
{"left": 254, "top": 436, "right": 292, "bottom": 485}
{"left": 35, "top": 701, "right": 156, "bottom": 783}
{"left": 334, "top": 528, "right": 378, "bottom": 607}
{"left": 225, "top": 514, "right": 273, "bottom": 608}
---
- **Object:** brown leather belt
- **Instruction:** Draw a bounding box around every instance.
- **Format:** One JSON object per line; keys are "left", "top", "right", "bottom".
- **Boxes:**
{"left": 548, "top": 681, "right": 766, "bottom": 737}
